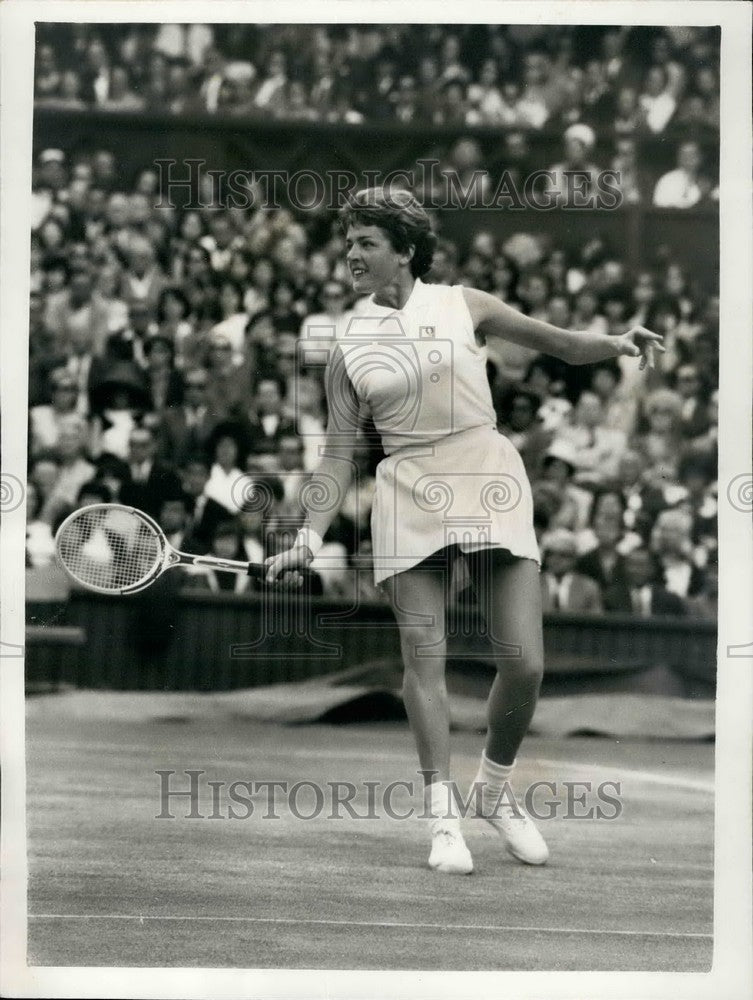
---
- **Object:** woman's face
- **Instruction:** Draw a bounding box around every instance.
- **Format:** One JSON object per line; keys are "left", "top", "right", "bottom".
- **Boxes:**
{"left": 345, "top": 223, "right": 405, "bottom": 297}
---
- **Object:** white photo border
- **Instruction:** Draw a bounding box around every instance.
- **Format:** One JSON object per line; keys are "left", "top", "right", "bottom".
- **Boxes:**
{"left": 1, "top": 2, "right": 751, "bottom": 998}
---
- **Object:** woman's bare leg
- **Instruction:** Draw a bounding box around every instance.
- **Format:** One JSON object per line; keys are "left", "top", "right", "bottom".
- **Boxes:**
{"left": 383, "top": 563, "right": 451, "bottom": 783}
{"left": 383, "top": 557, "right": 473, "bottom": 873}
{"left": 464, "top": 549, "right": 549, "bottom": 864}
{"left": 465, "top": 550, "right": 545, "bottom": 764}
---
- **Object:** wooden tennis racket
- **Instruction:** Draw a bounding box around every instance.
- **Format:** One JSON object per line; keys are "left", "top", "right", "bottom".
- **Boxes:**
{"left": 54, "top": 503, "right": 266, "bottom": 596}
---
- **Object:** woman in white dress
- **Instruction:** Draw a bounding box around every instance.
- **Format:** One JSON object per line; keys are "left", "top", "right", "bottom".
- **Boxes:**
{"left": 266, "top": 188, "right": 663, "bottom": 875}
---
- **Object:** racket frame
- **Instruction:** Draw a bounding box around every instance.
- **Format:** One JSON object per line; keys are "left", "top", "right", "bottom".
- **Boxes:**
{"left": 55, "top": 503, "right": 265, "bottom": 596}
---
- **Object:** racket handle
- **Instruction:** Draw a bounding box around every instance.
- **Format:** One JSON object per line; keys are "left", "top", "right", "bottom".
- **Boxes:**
{"left": 246, "top": 562, "right": 266, "bottom": 581}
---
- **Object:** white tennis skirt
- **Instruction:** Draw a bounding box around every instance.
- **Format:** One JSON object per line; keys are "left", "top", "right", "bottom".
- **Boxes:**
{"left": 370, "top": 423, "right": 541, "bottom": 585}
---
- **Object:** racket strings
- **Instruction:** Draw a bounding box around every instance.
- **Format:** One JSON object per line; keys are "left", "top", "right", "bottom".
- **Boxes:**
{"left": 57, "top": 506, "right": 164, "bottom": 592}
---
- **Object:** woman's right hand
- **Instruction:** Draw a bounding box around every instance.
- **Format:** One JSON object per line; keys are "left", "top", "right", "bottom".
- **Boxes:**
{"left": 264, "top": 545, "right": 313, "bottom": 588}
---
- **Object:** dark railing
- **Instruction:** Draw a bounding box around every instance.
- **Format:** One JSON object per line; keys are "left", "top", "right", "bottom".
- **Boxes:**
{"left": 26, "top": 591, "right": 716, "bottom": 696}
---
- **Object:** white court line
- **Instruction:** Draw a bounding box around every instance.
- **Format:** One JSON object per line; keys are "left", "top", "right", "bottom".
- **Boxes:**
{"left": 28, "top": 913, "right": 712, "bottom": 939}
{"left": 533, "top": 758, "right": 715, "bottom": 795}
{"left": 31, "top": 741, "right": 715, "bottom": 794}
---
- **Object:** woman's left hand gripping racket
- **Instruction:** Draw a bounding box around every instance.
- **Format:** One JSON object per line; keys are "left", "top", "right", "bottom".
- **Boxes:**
{"left": 55, "top": 503, "right": 266, "bottom": 595}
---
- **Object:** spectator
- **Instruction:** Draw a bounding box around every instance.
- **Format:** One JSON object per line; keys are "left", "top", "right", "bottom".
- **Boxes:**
{"left": 676, "top": 452, "right": 717, "bottom": 555}
{"left": 555, "top": 390, "right": 627, "bottom": 487}
{"left": 45, "top": 263, "right": 111, "bottom": 361}
{"left": 210, "top": 279, "right": 249, "bottom": 362}
{"left": 157, "top": 286, "right": 193, "bottom": 364}
{"left": 610, "top": 448, "right": 668, "bottom": 541}
{"left": 539, "top": 528, "right": 603, "bottom": 612}
{"left": 156, "top": 494, "right": 192, "bottom": 550}
{"left": 588, "top": 361, "right": 637, "bottom": 437}
{"left": 204, "top": 422, "right": 247, "bottom": 514}
{"left": 570, "top": 288, "right": 607, "bottom": 336}
{"left": 610, "top": 137, "right": 647, "bottom": 205}
{"left": 157, "top": 368, "right": 217, "bottom": 467}
{"left": 34, "top": 44, "right": 61, "bottom": 100}
{"left": 198, "top": 47, "right": 227, "bottom": 113}
{"left": 25, "top": 480, "right": 56, "bottom": 569}
{"left": 100, "top": 65, "right": 145, "bottom": 111}
{"left": 120, "top": 425, "right": 182, "bottom": 518}
{"left": 179, "top": 454, "right": 228, "bottom": 551}
{"left": 277, "top": 79, "right": 319, "bottom": 122}
{"left": 88, "top": 360, "right": 149, "bottom": 458}
{"left": 547, "top": 124, "right": 601, "bottom": 206}
{"left": 650, "top": 508, "right": 706, "bottom": 599}
{"left": 36, "top": 69, "right": 87, "bottom": 111}
{"left": 204, "top": 334, "right": 253, "bottom": 420}
{"left": 674, "top": 363, "right": 710, "bottom": 440}
{"left": 41, "top": 414, "right": 96, "bottom": 524}
{"left": 540, "top": 440, "right": 593, "bottom": 532}
{"left": 239, "top": 376, "right": 297, "bottom": 461}
{"left": 634, "top": 388, "right": 684, "bottom": 485}
{"left": 299, "top": 278, "right": 354, "bottom": 351}
{"left": 119, "top": 238, "right": 166, "bottom": 310}
{"left": 143, "top": 335, "right": 183, "bottom": 415}
{"left": 466, "top": 60, "right": 513, "bottom": 125}
{"left": 638, "top": 65, "right": 677, "bottom": 134}
{"left": 254, "top": 49, "right": 287, "bottom": 113}
{"left": 576, "top": 492, "right": 631, "bottom": 590}
{"left": 274, "top": 434, "right": 308, "bottom": 509}
{"left": 604, "top": 546, "right": 686, "bottom": 615}
{"left": 29, "top": 368, "right": 81, "bottom": 456}
{"left": 653, "top": 141, "right": 710, "bottom": 209}
{"left": 495, "top": 388, "right": 552, "bottom": 477}
{"left": 686, "top": 551, "right": 717, "bottom": 620}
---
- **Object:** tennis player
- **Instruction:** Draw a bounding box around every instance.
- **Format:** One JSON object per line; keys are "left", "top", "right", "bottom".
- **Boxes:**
{"left": 265, "top": 188, "right": 664, "bottom": 874}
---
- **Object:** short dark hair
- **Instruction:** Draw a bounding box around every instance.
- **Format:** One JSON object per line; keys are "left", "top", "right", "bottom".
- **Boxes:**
{"left": 339, "top": 188, "right": 437, "bottom": 278}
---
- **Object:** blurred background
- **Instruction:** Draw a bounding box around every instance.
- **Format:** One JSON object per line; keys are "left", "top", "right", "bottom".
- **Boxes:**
{"left": 26, "top": 23, "right": 718, "bottom": 695}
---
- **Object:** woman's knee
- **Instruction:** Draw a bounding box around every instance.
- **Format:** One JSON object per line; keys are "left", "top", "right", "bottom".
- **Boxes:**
{"left": 398, "top": 622, "right": 445, "bottom": 661}
{"left": 493, "top": 647, "right": 544, "bottom": 685}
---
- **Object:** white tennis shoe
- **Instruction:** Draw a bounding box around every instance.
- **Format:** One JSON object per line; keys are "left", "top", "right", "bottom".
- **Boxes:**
{"left": 478, "top": 796, "right": 549, "bottom": 865}
{"left": 428, "top": 826, "right": 474, "bottom": 875}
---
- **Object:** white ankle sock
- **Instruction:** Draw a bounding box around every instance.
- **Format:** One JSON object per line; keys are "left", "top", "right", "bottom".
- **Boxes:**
{"left": 425, "top": 780, "right": 462, "bottom": 836}
{"left": 473, "top": 752, "right": 517, "bottom": 814}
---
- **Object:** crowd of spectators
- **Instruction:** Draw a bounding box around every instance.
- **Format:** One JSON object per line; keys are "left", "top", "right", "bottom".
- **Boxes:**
{"left": 35, "top": 23, "right": 720, "bottom": 137}
{"left": 26, "top": 133, "right": 719, "bottom": 617}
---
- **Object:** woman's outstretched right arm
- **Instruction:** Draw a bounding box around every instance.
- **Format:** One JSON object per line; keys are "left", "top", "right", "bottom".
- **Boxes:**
{"left": 265, "top": 343, "right": 361, "bottom": 586}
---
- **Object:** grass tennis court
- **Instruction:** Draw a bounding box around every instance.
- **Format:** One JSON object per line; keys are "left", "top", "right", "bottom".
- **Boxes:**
{"left": 26, "top": 711, "right": 713, "bottom": 971}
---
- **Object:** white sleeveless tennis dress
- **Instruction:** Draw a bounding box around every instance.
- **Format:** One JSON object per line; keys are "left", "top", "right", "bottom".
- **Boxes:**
{"left": 341, "top": 279, "right": 541, "bottom": 585}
